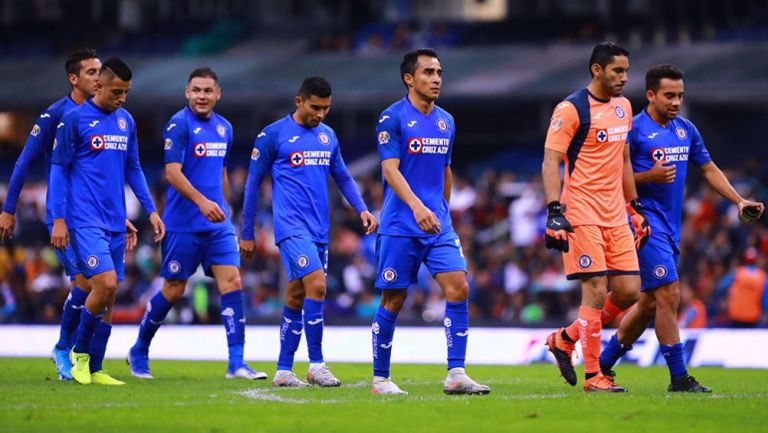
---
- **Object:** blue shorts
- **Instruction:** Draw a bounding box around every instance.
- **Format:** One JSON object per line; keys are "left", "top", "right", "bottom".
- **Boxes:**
{"left": 47, "top": 224, "right": 81, "bottom": 279}
{"left": 638, "top": 231, "right": 679, "bottom": 292}
{"left": 69, "top": 227, "right": 125, "bottom": 281}
{"left": 278, "top": 236, "right": 328, "bottom": 282}
{"left": 375, "top": 231, "right": 467, "bottom": 289}
{"left": 161, "top": 225, "right": 240, "bottom": 280}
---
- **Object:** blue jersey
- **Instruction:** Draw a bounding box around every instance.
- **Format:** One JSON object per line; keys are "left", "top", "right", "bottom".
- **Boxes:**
{"left": 242, "top": 114, "right": 367, "bottom": 244}
{"left": 3, "top": 95, "right": 78, "bottom": 223}
{"left": 376, "top": 97, "right": 455, "bottom": 237}
{"left": 628, "top": 109, "right": 711, "bottom": 242}
{"left": 50, "top": 100, "right": 156, "bottom": 232}
{"left": 163, "top": 106, "right": 233, "bottom": 232}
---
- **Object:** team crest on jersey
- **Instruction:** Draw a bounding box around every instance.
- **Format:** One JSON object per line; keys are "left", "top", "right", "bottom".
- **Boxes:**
{"left": 289, "top": 152, "right": 304, "bottom": 167}
{"left": 595, "top": 129, "right": 608, "bottom": 143}
{"left": 653, "top": 265, "right": 667, "bottom": 279}
{"left": 117, "top": 117, "right": 128, "bottom": 131}
{"left": 651, "top": 147, "right": 666, "bottom": 162}
{"left": 217, "top": 124, "right": 227, "bottom": 138}
{"left": 378, "top": 131, "right": 390, "bottom": 144}
{"left": 614, "top": 106, "right": 626, "bottom": 119}
{"left": 251, "top": 148, "right": 260, "bottom": 161}
{"left": 168, "top": 260, "right": 181, "bottom": 274}
{"left": 675, "top": 127, "right": 687, "bottom": 140}
{"left": 30, "top": 124, "right": 41, "bottom": 137}
{"left": 193, "top": 143, "right": 207, "bottom": 157}
{"left": 382, "top": 267, "right": 397, "bottom": 282}
{"left": 318, "top": 132, "right": 330, "bottom": 145}
{"left": 297, "top": 255, "right": 309, "bottom": 269}
{"left": 407, "top": 138, "right": 423, "bottom": 154}
{"left": 90, "top": 135, "right": 105, "bottom": 150}
{"left": 578, "top": 255, "right": 592, "bottom": 269}
{"left": 436, "top": 118, "right": 448, "bottom": 132}
{"left": 164, "top": 138, "right": 173, "bottom": 150}
{"left": 86, "top": 255, "right": 99, "bottom": 270}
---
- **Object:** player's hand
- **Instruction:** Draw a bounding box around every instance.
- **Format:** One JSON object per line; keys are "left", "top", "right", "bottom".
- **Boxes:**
{"left": 646, "top": 158, "right": 676, "bottom": 184}
{"left": 411, "top": 202, "right": 441, "bottom": 234}
{"left": 627, "top": 198, "right": 651, "bottom": 249}
{"left": 51, "top": 218, "right": 69, "bottom": 250}
{"left": 149, "top": 212, "right": 165, "bottom": 242}
{"left": 125, "top": 219, "right": 138, "bottom": 251}
{"left": 360, "top": 211, "right": 378, "bottom": 235}
{"left": 544, "top": 201, "right": 574, "bottom": 252}
{"left": 239, "top": 239, "right": 256, "bottom": 259}
{"left": 198, "top": 199, "right": 226, "bottom": 223}
{"left": 737, "top": 200, "right": 765, "bottom": 222}
{"left": 0, "top": 211, "right": 15, "bottom": 243}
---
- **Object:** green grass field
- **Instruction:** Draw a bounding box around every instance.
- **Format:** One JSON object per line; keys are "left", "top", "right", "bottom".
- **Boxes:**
{"left": 1, "top": 358, "right": 766, "bottom": 433}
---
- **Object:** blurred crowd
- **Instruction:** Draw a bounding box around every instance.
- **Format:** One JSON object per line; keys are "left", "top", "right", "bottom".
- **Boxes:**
{"left": 1, "top": 163, "right": 767, "bottom": 328}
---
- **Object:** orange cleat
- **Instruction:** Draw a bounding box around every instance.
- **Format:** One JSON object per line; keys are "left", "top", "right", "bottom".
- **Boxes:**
{"left": 545, "top": 329, "right": 577, "bottom": 386}
{"left": 584, "top": 374, "right": 627, "bottom": 393}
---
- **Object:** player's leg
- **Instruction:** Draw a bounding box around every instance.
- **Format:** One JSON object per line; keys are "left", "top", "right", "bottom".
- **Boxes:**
{"left": 273, "top": 276, "right": 308, "bottom": 387}
{"left": 427, "top": 232, "right": 489, "bottom": 395}
{"left": 600, "top": 291, "right": 656, "bottom": 377}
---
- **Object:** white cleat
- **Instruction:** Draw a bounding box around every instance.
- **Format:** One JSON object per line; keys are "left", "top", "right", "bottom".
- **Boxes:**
{"left": 272, "top": 370, "right": 309, "bottom": 387}
{"left": 443, "top": 368, "right": 491, "bottom": 395}
{"left": 225, "top": 365, "right": 268, "bottom": 380}
{"left": 307, "top": 365, "right": 341, "bottom": 387}
{"left": 371, "top": 377, "right": 408, "bottom": 395}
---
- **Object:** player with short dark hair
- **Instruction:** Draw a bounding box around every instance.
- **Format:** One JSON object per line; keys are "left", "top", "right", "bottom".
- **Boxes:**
{"left": 50, "top": 58, "right": 165, "bottom": 385}
{"left": 371, "top": 48, "right": 490, "bottom": 395}
{"left": 599, "top": 64, "right": 764, "bottom": 392}
{"left": 240, "top": 76, "right": 377, "bottom": 387}
{"left": 542, "top": 42, "right": 649, "bottom": 392}
{"left": 127, "top": 67, "right": 267, "bottom": 381}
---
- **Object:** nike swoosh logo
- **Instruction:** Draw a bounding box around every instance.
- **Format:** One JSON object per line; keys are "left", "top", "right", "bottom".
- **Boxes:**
{"left": 307, "top": 318, "right": 323, "bottom": 325}
{"left": 379, "top": 342, "right": 392, "bottom": 349}
{"left": 166, "top": 123, "right": 176, "bottom": 132}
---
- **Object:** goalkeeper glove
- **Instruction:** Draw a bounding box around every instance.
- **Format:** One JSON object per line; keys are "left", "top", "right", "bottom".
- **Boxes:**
{"left": 545, "top": 201, "right": 574, "bottom": 252}
{"left": 627, "top": 198, "right": 651, "bottom": 249}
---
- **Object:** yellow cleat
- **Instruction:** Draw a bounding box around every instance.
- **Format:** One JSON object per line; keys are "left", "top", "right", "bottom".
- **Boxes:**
{"left": 69, "top": 350, "right": 92, "bottom": 385}
{"left": 91, "top": 370, "right": 126, "bottom": 385}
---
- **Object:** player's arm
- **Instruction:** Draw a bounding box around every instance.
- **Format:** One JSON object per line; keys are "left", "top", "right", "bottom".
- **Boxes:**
{"left": 623, "top": 142, "right": 651, "bottom": 249}
{"left": 700, "top": 162, "right": 764, "bottom": 220}
{"left": 443, "top": 166, "right": 452, "bottom": 204}
{"left": 126, "top": 123, "right": 164, "bottom": 242}
{"left": 240, "top": 130, "right": 276, "bottom": 257}
{"left": 49, "top": 115, "right": 78, "bottom": 250}
{"left": 329, "top": 142, "right": 377, "bottom": 235}
{"left": 165, "top": 163, "right": 225, "bottom": 222}
{"left": 381, "top": 158, "right": 440, "bottom": 234}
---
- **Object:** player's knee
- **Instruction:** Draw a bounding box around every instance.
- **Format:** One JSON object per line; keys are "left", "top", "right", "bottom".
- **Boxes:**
{"left": 286, "top": 286, "right": 306, "bottom": 309}
{"left": 163, "top": 281, "right": 186, "bottom": 303}
{"left": 223, "top": 273, "right": 242, "bottom": 292}
{"left": 305, "top": 280, "right": 327, "bottom": 300}
{"left": 381, "top": 290, "right": 407, "bottom": 312}
{"left": 74, "top": 275, "right": 91, "bottom": 291}
{"left": 445, "top": 279, "right": 469, "bottom": 302}
{"left": 656, "top": 282, "right": 680, "bottom": 312}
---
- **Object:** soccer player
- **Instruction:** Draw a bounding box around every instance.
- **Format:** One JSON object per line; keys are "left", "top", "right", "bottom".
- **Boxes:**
{"left": 0, "top": 49, "right": 137, "bottom": 381}
{"left": 371, "top": 48, "right": 490, "bottom": 395}
{"left": 599, "top": 65, "right": 764, "bottom": 392}
{"left": 240, "top": 77, "right": 376, "bottom": 387}
{"left": 542, "top": 42, "right": 650, "bottom": 392}
{"left": 127, "top": 68, "right": 267, "bottom": 381}
{"left": 50, "top": 58, "right": 165, "bottom": 385}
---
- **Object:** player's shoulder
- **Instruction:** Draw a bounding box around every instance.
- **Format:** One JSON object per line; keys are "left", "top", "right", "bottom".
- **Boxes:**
{"left": 168, "top": 107, "right": 188, "bottom": 123}
{"left": 211, "top": 111, "right": 232, "bottom": 128}
{"left": 433, "top": 105, "right": 454, "bottom": 124}
{"left": 115, "top": 107, "right": 136, "bottom": 127}
{"left": 45, "top": 95, "right": 76, "bottom": 119}
{"left": 258, "top": 115, "right": 291, "bottom": 142}
{"left": 379, "top": 98, "right": 407, "bottom": 122}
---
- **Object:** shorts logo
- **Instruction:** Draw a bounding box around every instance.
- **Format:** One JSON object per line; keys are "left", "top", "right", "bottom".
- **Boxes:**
{"left": 596, "top": 129, "right": 608, "bottom": 143}
{"left": 407, "top": 138, "right": 422, "bottom": 154}
{"left": 651, "top": 147, "right": 666, "bottom": 162}
{"left": 251, "top": 148, "right": 260, "bottom": 161}
{"left": 436, "top": 118, "right": 448, "bottom": 132}
{"left": 378, "top": 131, "right": 390, "bottom": 144}
{"left": 444, "top": 317, "right": 452, "bottom": 328}
{"left": 675, "top": 127, "right": 687, "bottom": 140}
{"left": 194, "top": 142, "right": 207, "bottom": 157}
{"left": 372, "top": 322, "right": 380, "bottom": 335}
{"left": 90, "top": 135, "right": 105, "bottom": 150}
{"left": 168, "top": 260, "right": 181, "bottom": 274}
{"left": 297, "top": 255, "right": 309, "bottom": 268}
{"left": 86, "top": 255, "right": 99, "bottom": 270}
{"left": 31, "top": 124, "right": 41, "bottom": 137}
{"left": 382, "top": 267, "right": 397, "bottom": 282}
{"left": 217, "top": 125, "right": 227, "bottom": 138}
{"left": 578, "top": 255, "right": 592, "bottom": 269}
{"left": 164, "top": 138, "right": 173, "bottom": 150}
{"left": 117, "top": 117, "right": 128, "bottom": 131}
{"left": 318, "top": 132, "right": 330, "bottom": 145}
{"left": 653, "top": 265, "right": 667, "bottom": 279}
{"left": 290, "top": 152, "right": 304, "bottom": 167}
{"left": 615, "top": 106, "right": 626, "bottom": 119}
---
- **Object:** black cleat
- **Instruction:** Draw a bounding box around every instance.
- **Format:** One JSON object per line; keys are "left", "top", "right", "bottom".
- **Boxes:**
{"left": 545, "top": 330, "right": 577, "bottom": 386}
{"left": 668, "top": 375, "right": 712, "bottom": 393}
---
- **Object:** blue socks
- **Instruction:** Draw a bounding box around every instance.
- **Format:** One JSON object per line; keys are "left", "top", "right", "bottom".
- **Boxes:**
{"left": 221, "top": 290, "right": 246, "bottom": 371}
{"left": 600, "top": 333, "right": 633, "bottom": 372}
{"left": 56, "top": 286, "right": 88, "bottom": 349}
{"left": 303, "top": 298, "right": 325, "bottom": 365}
{"left": 372, "top": 305, "right": 398, "bottom": 378}
{"left": 660, "top": 343, "right": 688, "bottom": 379}
{"left": 73, "top": 309, "right": 103, "bottom": 354}
{"left": 445, "top": 301, "right": 469, "bottom": 370}
{"left": 135, "top": 291, "right": 174, "bottom": 353}
{"left": 89, "top": 321, "right": 111, "bottom": 373}
{"left": 277, "top": 306, "right": 303, "bottom": 371}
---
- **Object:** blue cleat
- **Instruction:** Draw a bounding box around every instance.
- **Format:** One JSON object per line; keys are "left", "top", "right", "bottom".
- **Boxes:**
{"left": 126, "top": 345, "right": 153, "bottom": 379}
{"left": 51, "top": 345, "right": 72, "bottom": 381}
